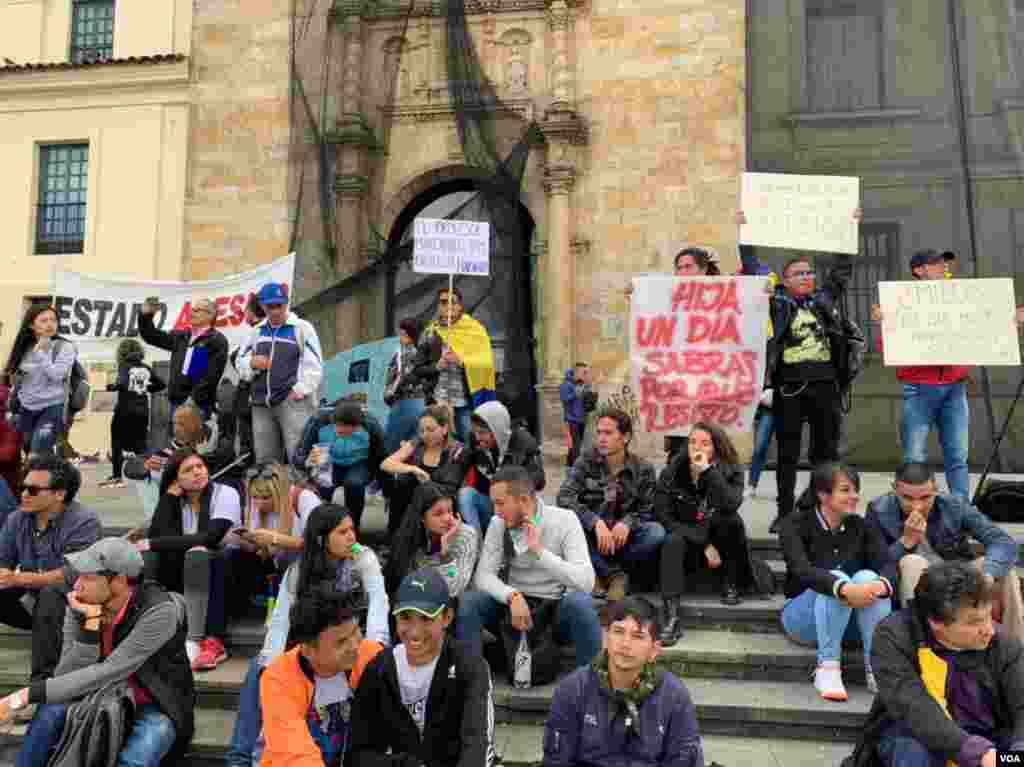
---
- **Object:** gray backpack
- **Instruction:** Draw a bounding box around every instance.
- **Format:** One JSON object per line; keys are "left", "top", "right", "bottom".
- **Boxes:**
{"left": 46, "top": 682, "right": 135, "bottom": 767}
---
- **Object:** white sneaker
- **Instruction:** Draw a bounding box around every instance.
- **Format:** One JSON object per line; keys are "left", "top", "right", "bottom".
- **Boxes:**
{"left": 814, "top": 661, "right": 848, "bottom": 702}
{"left": 865, "top": 664, "right": 878, "bottom": 695}
{"left": 186, "top": 640, "right": 201, "bottom": 665}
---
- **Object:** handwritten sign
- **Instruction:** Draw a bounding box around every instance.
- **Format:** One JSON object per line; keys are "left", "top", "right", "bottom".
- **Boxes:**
{"left": 878, "top": 279, "right": 1020, "bottom": 366}
{"left": 740, "top": 172, "right": 860, "bottom": 254}
{"left": 630, "top": 276, "right": 770, "bottom": 436}
{"left": 413, "top": 218, "right": 490, "bottom": 276}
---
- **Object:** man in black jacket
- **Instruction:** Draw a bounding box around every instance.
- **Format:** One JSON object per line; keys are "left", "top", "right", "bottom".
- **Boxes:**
{"left": 138, "top": 296, "right": 229, "bottom": 422}
{"left": 350, "top": 567, "right": 496, "bottom": 767}
{"left": 0, "top": 537, "right": 194, "bottom": 767}
{"left": 764, "top": 255, "right": 854, "bottom": 533}
{"left": 843, "top": 561, "right": 1024, "bottom": 767}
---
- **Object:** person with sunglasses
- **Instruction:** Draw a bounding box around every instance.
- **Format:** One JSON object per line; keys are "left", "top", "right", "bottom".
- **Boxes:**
{"left": 137, "top": 449, "right": 242, "bottom": 672}
{"left": 0, "top": 455, "right": 100, "bottom": 694}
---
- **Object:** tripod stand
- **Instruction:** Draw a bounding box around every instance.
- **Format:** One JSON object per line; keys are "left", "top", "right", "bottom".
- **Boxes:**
{"left": 971, "top": 369, "right": 1024, "bottom": 507}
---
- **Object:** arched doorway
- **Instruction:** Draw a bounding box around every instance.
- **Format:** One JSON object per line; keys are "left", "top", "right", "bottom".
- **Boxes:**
{"left": 386, "top": 178, "right": 539, "bottom": 434}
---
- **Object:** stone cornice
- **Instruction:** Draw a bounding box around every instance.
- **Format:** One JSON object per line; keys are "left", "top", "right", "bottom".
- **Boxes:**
{"left": 543, "top": 162, "right": 576, "bottom": 195}
{"left": 335, "top": 174, "right": 371, "bottom": 198}
{"left": 538, "top": 106, "right": 587, "bottom": 145}
{"left": 0, "top": 58, "right": 189, "bottom": 102}
{"left": 381, "top": 96, "right": 536, "bottom": 122}
{"left": 334, "top": 0, "right": 578, "bottom": 19}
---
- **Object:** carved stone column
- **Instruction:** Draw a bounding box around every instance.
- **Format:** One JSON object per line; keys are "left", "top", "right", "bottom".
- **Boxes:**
{"left": 546, "top": 0, "right": 573, "bottom": 110}
{"left": 541, "top": 159, "right": 576, "bottom": 384}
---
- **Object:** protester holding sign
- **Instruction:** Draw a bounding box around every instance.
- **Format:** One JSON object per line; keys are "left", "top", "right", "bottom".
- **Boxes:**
{"left": 422, "top": 287, "right": 496, "bottom": 443}
{"left": 3, "top": 304, "right": 80, "bottom": 456}
{"left": 138, "top": 296, "right": 228, "bottom": 422}
{"left": 237, "top": 283, "right": 323, "bottom": 465}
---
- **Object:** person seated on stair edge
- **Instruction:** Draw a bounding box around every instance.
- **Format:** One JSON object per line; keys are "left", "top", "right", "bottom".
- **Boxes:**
{"left": 779, "top": 462, "right": 894, "bottom": 702}
{"left": 259, "top": 585, "right": 384, "bottom": 767}
{"left": 456, "top": 400, "right": 545, "bottom": 536}
{"left": 0, "top": 455, "right": 99, "bottom": 686}
{"left": 293, "top": 399, "right": 387, "bottom": 532}
{"left": 137, "top": 448, "right": 242, "bottom": 673}
{"left": 226, "top": 504, "right": 389, "bottom": 767}
{"left": 383, "top": 317, "right": 442, "bottom": 455}
{"left": 654, "top": 422, "right": 751, "bottom": 645}
{"left": 556, "top": 407, "right": 664, "bottom": 602}
{"left": 383, "top": 481, "right": 478, "bottom": 600}
{"left": 543, "top": 596, "right": 705, "bottom": 767}
{"left": 350, "top": 567, "right": 497, "bottom": 767}
{"left": 864, "top": 462, "right": 1024, "bottom": 641}
{"left": 841, "top": 561, "right": 1024, "bottom": 767}
{"left": 456, "top": 466, "right": 602, "bottom": 677}
{"left": 380, "top": 404, "right": 468, "bottom": 537}
{"left": 2, "top": 538, "right": 195, "bottom": 767}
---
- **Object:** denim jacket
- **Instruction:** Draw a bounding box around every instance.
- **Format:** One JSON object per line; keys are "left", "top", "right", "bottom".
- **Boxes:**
{"left": 864, "top": 492, "right": 1018, "bottom": 580}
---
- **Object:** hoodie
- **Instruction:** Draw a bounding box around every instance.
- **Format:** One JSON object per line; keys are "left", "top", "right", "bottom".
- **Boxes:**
{"left": 461, "top": 401, "right": 545, "bottom": 496}
{"left": 107, "top": 350, "right": 166, "bottom": 420}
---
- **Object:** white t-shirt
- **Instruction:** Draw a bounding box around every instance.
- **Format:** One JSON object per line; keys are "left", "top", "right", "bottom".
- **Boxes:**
{"left": 393, "top": 644, "right": 440, "bottom": 734}
{"left": 182, "top": 483, "right": 242, "bottom": 536}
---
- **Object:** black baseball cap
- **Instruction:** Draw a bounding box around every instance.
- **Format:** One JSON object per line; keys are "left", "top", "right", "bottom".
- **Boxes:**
{"left": 393, "top": 568, "right": 450, "bottom": 618}
{"left": 909, "top": 250, "right": 943, "bottom": 270}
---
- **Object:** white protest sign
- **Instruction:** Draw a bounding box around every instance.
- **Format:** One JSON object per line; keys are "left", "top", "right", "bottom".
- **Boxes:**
{"left": 630, "top": 276, "right": 770, "bottom": 437}
{"left": 740, "top": 172, "right": 860, "bottom": 254}
{"left": 53, "top": 253, "right": 296, "bottom": 363}
{"left": 878, "top": 278, "right": 1020, "bottom": 366}
{"left": 413, "top": 218, "right": 490, "bottom": 276}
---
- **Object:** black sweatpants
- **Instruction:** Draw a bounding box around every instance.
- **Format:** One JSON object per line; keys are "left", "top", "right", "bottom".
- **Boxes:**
{"left": 0, "top": 586, "right": 67, "bottom": 682}
{"left": 111, "top": 411, "right": 149, "bottom": 479}
{"left": 660, "top": 514, "right": 748, "bottom": 598}
{"left": 774, "top": 379, "right": 841, "bottom": 519}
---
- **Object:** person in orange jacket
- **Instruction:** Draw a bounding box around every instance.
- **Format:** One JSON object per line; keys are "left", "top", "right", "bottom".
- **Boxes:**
{"left": 259, "top": 585, "right": 383, "bottom": 767}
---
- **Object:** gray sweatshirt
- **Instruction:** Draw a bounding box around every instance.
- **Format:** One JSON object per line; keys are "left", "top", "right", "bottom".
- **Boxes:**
{"left": 17, "top": 340, "right": 76, "bottom": 411}
{"left": 474, "top": 499, "right": 595, "bottom": 603}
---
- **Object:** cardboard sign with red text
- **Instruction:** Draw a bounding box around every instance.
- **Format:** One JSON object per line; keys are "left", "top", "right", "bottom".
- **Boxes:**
{"left": 630, "top": 276, "right": 770, "bottom": 438}
{"left": 52, "top": 254, "right": 296, "bottom": 363}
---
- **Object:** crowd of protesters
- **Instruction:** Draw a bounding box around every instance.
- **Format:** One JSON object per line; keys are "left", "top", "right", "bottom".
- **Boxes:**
{"left": 0, "top": 242, "right": 1018, "bottom": 767}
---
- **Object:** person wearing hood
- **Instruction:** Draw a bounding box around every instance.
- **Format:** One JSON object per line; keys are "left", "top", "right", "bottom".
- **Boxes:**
{"left": 138, "top": 296, "right": 229, "bottom": 422}
{"left": 456, "top": 400, "right": 545, "bottom": 536}
{"left": 100, "top": 338, "right": 166, "bottom": 489}
{"left": 237, "top": 282, "right": 323, "bottom": 464}
{"left": 383, "top": 481, "right": 479, "bottom": 598}
{"left": 559, "top": 363, "right": 596, "bottom": 468}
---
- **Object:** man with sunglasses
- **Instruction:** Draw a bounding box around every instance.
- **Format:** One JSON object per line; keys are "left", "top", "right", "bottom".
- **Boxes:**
{"left": 0, "top": 454, "right": 100, "bottom": 690}
{"left": 139, "top": 296, "right": 229, "bottom": 423}
{"left": 765, "top": 254, "right": 855, "bottom": 534}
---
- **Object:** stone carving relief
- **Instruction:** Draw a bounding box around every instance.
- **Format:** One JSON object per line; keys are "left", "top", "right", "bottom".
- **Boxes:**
{"left": 382, "top": 37, "right": 410, "bottom": 103}
{"left": 498, "top": 29, "right": 533, "bottom": 94}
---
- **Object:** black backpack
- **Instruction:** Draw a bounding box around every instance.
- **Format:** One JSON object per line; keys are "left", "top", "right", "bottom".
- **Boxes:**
{"left": 974, "top": 479, "right": 1024, "bottom": 523}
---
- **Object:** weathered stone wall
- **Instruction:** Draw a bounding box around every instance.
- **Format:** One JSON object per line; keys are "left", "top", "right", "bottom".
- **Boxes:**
{"left": 184, "top": 0, "right": 292, "bottom": 281}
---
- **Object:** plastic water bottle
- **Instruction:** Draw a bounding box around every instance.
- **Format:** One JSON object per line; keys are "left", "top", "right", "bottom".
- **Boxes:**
{"left": 513, "top": 633, "right": 532, "bottom": 689}
{"left": 265, "top": 574, "right": 279, "bottom": 625}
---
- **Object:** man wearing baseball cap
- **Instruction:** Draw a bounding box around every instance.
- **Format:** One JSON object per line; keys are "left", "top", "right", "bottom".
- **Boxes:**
{"left": 350, "top": 567, "right": 496, "bottom": 767}
{"left": 871, "top": 249, "right": 1024, "bottom": 499}
{"left": 2, "top": 537, "right": 195, "bottom": 767}
{"left": 237, "top": 282, "right": 323, "bottom": 464}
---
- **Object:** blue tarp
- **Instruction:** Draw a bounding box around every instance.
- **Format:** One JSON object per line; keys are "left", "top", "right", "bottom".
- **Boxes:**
{"left": 321, "top": 337, "right": 401, "bottom": 429}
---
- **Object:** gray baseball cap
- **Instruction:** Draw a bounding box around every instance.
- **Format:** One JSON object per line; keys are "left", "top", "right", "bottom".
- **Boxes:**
{"left": 66, "top": 538, "right": 144, "bottom": 578}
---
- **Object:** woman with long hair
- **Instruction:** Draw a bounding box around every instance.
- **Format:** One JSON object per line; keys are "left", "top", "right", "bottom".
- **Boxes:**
{"left": 383, "top": 318, "right": 441, "bottom": 454}
{"left": 139, "top": 448, "right": 242, "bottom": 672}
{"left": 383, "top": 481, "right": 478, "bottom": 598}
{"left": 380, "top": 404, "right": 467, "bottom": 536}
{"left": 654, "top": 422, "right": 753, "bottom": 645}
{"left": 225, "top": 504, "right": 389, "bottom": 767}
{"left": 3, "top": 304, "right": 78, "bottom": 455}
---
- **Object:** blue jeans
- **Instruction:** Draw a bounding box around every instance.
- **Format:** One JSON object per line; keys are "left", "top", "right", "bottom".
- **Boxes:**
{"left": 226, "top": 657, "right": 267, "bottom": 767}
{"left": 876, "top": 721, "right": 1013, "bottom": 767}
{"left": 453, "top": 405, "right": 473, "bottom": 444}
{"left": 458, "top": 487, "right": 494, "bottom": 535}
{"left": 456, "top": 589, "right": 602, "bottom": 669}
{"left": 385, "top": 398, "right": 426, "bottom": 455}
{"left": 331, "top": 460, "right": 371, "bottom": 529}
{"left": 781, "top": 569, "right": 892, "bottom": 665}
{"left": 749, "top": 409, "right": 776, "bottom": 488}
{"left": 900, "top": 382, "right": 969, "bottom": 500}
{"left": 15, "top": 403, "right": 65, "bottom": 454}
{"left": 18, "top": 703, "right": 176, "bottom": 767}
{"left": 585, "top": 521, "right": 667, "bottom": 580}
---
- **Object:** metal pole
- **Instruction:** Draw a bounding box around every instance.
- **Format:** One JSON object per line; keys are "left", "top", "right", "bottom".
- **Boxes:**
{"left": 946, "top": 0, "right": 1002, "bottom": 471}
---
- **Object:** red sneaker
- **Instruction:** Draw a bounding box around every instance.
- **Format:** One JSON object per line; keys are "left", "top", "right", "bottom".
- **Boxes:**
{"left": 192, "top": 637, "right": 228, "bottom": 671}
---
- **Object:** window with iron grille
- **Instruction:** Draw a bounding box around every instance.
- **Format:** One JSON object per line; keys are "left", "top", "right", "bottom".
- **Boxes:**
{"left": 36, "top": 144, "right": 88, "bottom": 255}
{"left": 805, "top": 0, "right": 885, "bottom": 112}
{"left": 70, "top": 0, "right": 114, "bottom": 65}
{"left": 816, "top": 223, "right": 899, "bottom": 352}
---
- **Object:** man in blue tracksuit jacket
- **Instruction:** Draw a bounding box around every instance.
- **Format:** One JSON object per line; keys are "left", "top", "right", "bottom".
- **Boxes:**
{"left": 543, "top": 596, "right": 704, "bottom": 767}
{"left": 236, "top": 283, "right": 323, "bottom": 464}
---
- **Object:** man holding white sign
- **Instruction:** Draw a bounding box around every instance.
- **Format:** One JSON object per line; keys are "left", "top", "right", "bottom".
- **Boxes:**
{"left": 871, "top": 250, "right": 1024, "bottom": 500}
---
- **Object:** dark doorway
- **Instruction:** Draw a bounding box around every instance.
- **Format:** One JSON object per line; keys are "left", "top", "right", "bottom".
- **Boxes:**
{"left": 386, "top": 179, "right": 539, "bottom": 434}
